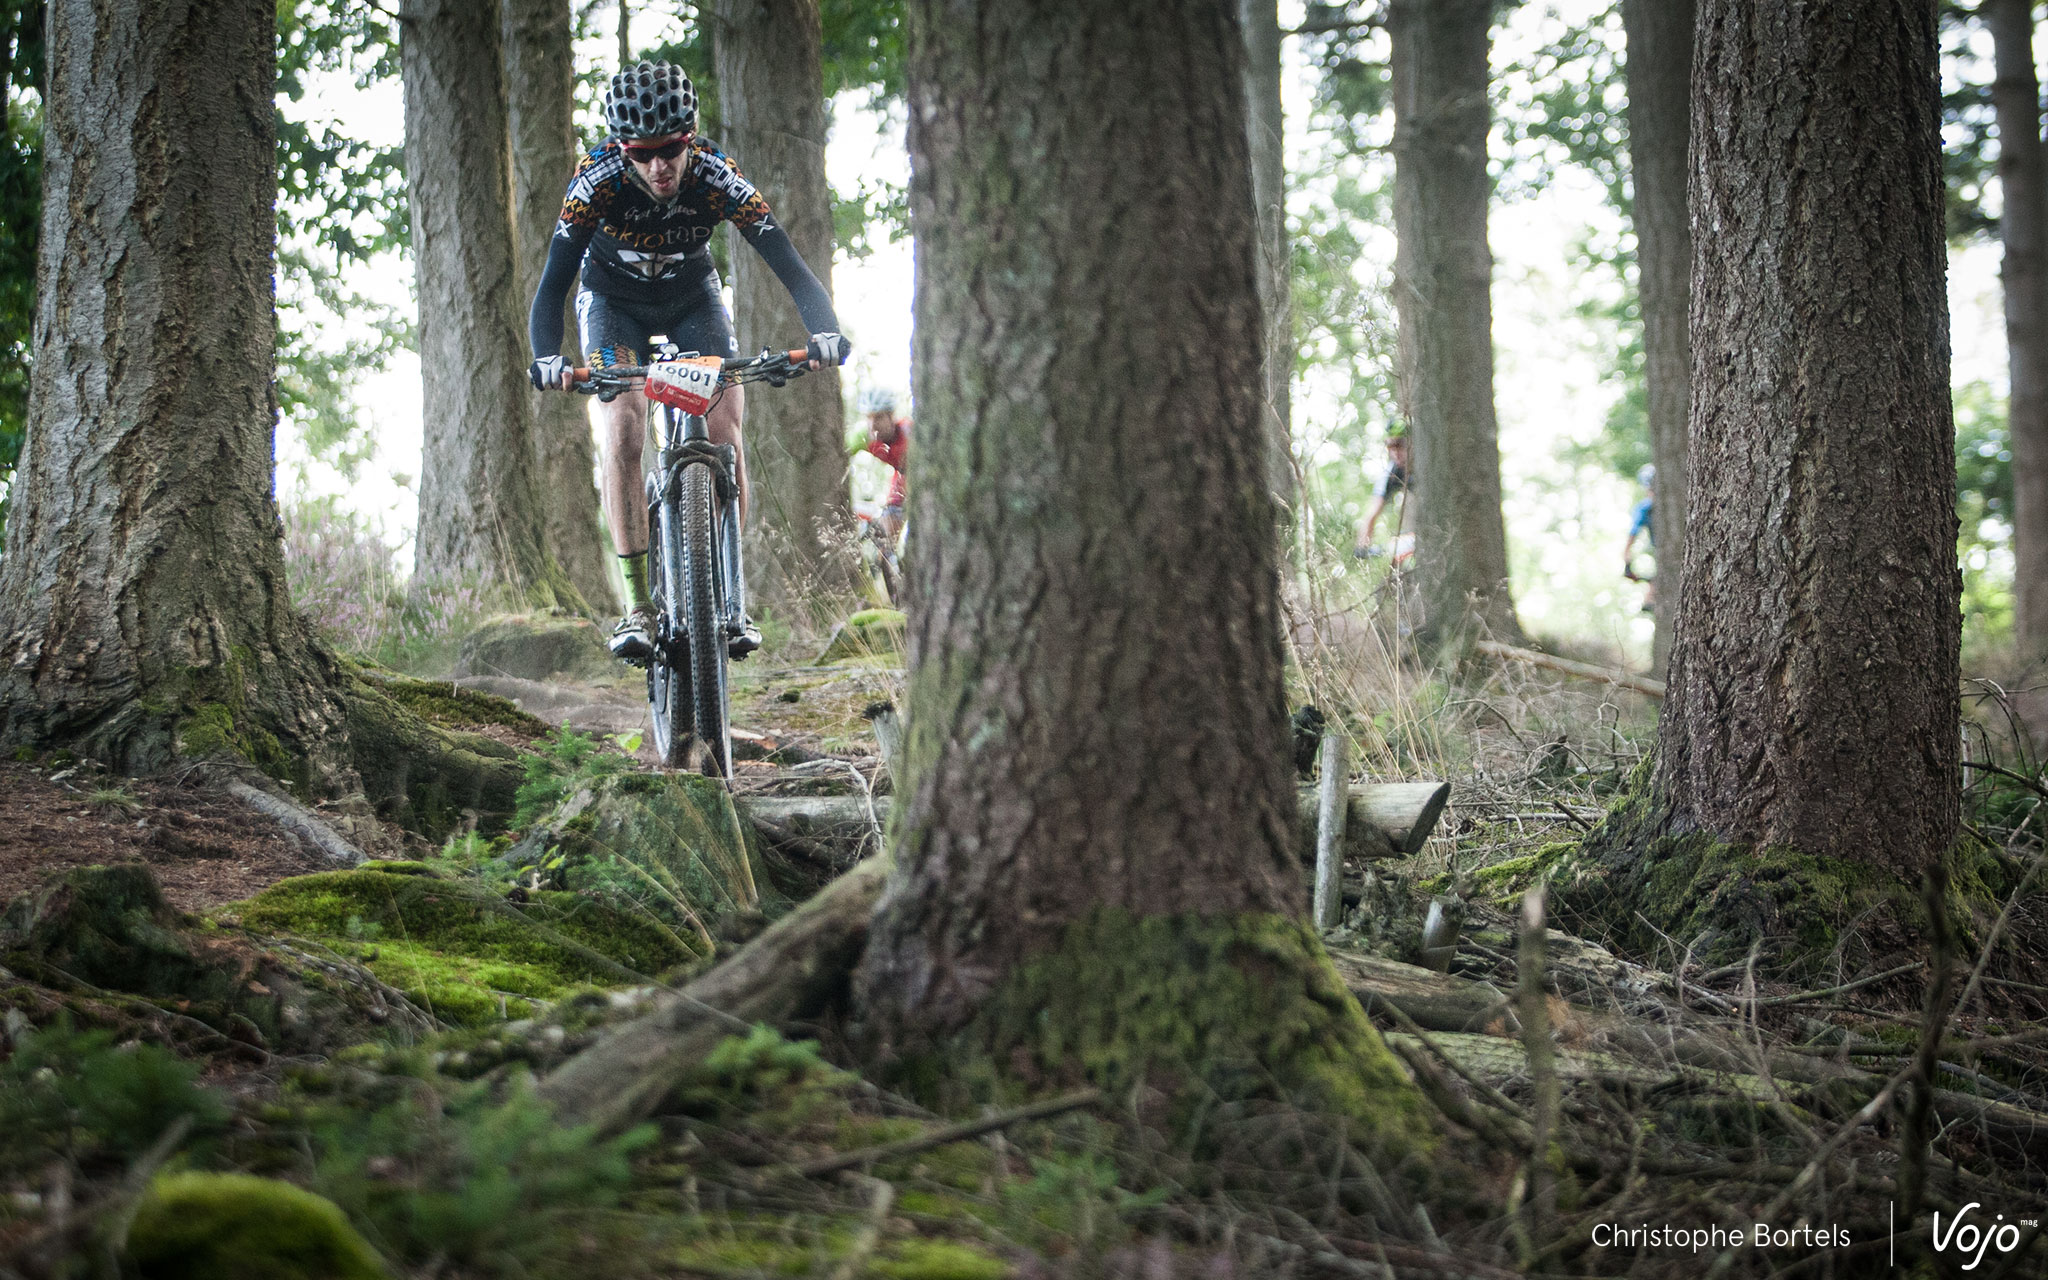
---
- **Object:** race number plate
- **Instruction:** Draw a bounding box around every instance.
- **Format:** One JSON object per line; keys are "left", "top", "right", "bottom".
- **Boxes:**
{"left": 645, "top": 356, "right": 723, "bottom": 415}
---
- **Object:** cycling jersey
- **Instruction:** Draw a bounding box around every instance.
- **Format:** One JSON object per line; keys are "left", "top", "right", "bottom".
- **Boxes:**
{"left": 528, "top": 137, "right": 839, "bottom": 360}
{"left": 857, "top": 419, "right": 911, "bottom": 508}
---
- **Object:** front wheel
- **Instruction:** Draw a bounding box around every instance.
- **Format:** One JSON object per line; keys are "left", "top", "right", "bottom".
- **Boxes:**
{"left": 681, "top": 463, "right": 732, "bottom": 778}
{"left": 646, "top": 478, "right": 692, "bottom": 769}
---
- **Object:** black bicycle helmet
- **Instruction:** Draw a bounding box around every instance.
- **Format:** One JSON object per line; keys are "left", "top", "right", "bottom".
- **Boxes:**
{"left": 604, "top": 62, "right": 697, "bottom": 140}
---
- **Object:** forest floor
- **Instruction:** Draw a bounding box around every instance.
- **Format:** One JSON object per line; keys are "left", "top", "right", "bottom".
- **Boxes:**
{"left": 5, "top": 608, "right": 2048, "bottom": 1279}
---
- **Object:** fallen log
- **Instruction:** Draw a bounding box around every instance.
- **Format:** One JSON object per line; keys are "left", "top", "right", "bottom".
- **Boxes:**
{"left": 1474, "top": 640, "right": 1665, "bottom": 700}
{"left": 1326, "top": 948, "right": 1514, "bottom": 1034}
{"left": 745, "top": 781, "right": 1450, "bottom": 863}
{"left": 538, "top": 856, "right": 890, "bottom": 1135}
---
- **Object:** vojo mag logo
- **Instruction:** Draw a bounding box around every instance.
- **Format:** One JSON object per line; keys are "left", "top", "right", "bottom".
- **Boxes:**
{"left": 1930, "top": 1202, "right": 2033, "bottom": 1270}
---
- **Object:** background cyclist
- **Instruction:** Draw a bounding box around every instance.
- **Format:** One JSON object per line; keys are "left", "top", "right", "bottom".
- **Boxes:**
{"left": 848, "top": 386, "right": 910, "bottom": 545}
{"left": 526, "top": 61, "right": 850, "bottom": 662}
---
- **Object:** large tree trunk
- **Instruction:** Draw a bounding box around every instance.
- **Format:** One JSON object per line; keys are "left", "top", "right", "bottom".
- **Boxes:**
{"left": 0, "top": 0, "right": 348, "bottom": 779}
{"left": 505, "top": 0, "right": 614, "bottom": 615}
{"left": 1986, "top": 0, "right": 2048, "bottom": 657}
{"left": 852, "top": 0, "right": 1426, "bottom": 1146}
{"left": 1387, "top": 0, "right": 1522, "bottom": 647}
{"left": 1621, "top": 0, "right": 1692, "bottom": 678}
{"left": 1241, "top": 0, "right": 1295, "bottom": 533}
{"left": 711, "top": 0, "right": 854, "bottom": 619}
{"left": 404, "top": 0, "right": 582, "bottom": 611}
{"left": 1564, "top": 1, "right": 1959, "bottom": 968}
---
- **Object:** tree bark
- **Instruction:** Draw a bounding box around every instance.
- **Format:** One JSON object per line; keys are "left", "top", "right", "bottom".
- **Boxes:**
{"left": 0, "top": 0, "right": 349, "bottom": 778}
{"left": 505, "top": 0, "right": 615, "bottom": 615}
{"left": 1986, "top": 0, "right": 2048, "bottom": 656}
{"left": 1388, "top": 0, "right": 1522, "bottom": 647}
{"left": 711, "top": 0, "right": 854, "bottom": 618}
{"left": 1240, "top": 0, "right": 1295, "bottom": 530}
{"left": 1621, "top": 0, "right": 1692, "bottom": 678}
{"left": 404, "top": 0, "right": 582, "bottom": 610}
{"left": 852, "top": 1, "right": 1426, "bottom": 1142}
{"left": 1658, "top": 0, "right": 1957, "bottom": 879}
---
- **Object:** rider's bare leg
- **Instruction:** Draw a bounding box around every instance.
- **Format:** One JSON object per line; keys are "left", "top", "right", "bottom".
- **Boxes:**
{"left": 597, "top": 390, "right": 650, "bottom": 556}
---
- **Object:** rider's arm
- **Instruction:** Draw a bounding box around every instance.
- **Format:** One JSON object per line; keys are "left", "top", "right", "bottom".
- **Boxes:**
{"left": 528, "top": 229, "right": 590, "bottom": 358}
{"left": 739, "top": 218, "right": 842, "bottom": 336}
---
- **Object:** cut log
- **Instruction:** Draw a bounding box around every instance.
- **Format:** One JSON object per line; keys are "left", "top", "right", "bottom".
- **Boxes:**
{"left": 537, "top": 856, "right": 889, "bottom": 1134}
{"left": 1294, "top": 780, "right": 1450, "bottom": 860}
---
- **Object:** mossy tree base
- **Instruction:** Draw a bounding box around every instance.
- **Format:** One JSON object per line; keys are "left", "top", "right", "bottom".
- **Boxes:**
{"left": 886, "top": 909, "right": 1439, "bottom": 1171}
{"left": 1554, "top": 760, "right": 2000, "bottom": 977}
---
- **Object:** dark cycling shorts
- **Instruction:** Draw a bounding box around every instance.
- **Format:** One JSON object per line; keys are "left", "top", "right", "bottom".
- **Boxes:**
{"left": 575, "top": 271, "right": 737, "bottom": 370}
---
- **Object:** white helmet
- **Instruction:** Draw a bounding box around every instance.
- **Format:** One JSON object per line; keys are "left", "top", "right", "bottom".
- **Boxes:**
{"left": 858, "top": 387, "right": 899, "bottom": 415}
{"left": 604, "top": 62, "right": 697, "bottom": 140}
{"left": 1636, "top": 463, "right": 1656, "bottom": 488}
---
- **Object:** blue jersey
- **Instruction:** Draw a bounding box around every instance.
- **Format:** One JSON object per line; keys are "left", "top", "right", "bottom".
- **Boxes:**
{"left": 1628, "top": 498, "right": 1654, "bottom": 543}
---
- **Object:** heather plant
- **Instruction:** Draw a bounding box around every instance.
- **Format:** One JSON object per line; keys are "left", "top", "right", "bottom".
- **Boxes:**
{"left": 281, "top": 498, "right": 495, "bottom": 670}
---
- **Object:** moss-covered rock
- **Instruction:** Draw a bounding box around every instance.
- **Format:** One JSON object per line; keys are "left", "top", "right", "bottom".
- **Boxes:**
{"left": 124, "top": 1171, "right": 390, "bottom": 1280}
{"left": 508, "top": 770, "right": 777, "bottom": 938}
{"left": 455, "top": 613, "right": 617, "bottom": 684}
{"left": 228, "top": 868, "right": 697, "bottom": 1026}
{"left": 817, "top": 608, "right": 907, "bottom": 663}
{"left": 1, "top": 863, "right": 436, "bottom": 1053}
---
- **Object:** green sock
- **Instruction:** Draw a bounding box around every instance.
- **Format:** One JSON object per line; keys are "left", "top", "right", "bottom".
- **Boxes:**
{"left": 619, "top": 552, "right": 651, "bottom": 610}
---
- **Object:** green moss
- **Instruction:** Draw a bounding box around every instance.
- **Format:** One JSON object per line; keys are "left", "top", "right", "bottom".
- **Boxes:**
{"left": 938, "top": 910, "right": 1434, "bottom": 1162}
{"left": 818, "top": 608, "right": 909, "bottom": 662}
{"left": 1557, "top": 755, "right": 1996, "bottom": 973}
{"left": 870, "top": 1240, "right": 1011, "bottom": 1279}
{"left": 363, "top": 670, "right": 549, "bottom": 736}
{"left": 229, "top": 870, "right": 694, "bottom": 1027}
{"left": 124, "top": 1172, "right": 390, "bottom": 1280}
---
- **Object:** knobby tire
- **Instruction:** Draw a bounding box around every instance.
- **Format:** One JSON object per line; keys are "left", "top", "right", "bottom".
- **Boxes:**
{"left": 681, "top": 464, "right": 732, "bottom": 778}
{"left": 647, "top": 478, "right": 692, "bottom": 769}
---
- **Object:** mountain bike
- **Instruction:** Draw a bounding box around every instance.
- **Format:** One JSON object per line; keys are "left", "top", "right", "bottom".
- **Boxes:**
{"left": 575, "top": 345, "right": 810, "bottom": 778}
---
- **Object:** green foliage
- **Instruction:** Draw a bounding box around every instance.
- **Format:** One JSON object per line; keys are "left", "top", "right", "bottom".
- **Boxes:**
{"left": 821, "top": 0, "right": 905, "bottom": 108}
{"left": 0, "top": 0, "right": 44, "bottom": 538}
{"left": 1955, "top": 380, "right": 2015, "bottom": 642}
{"left": 126, "top": 1172, "right": 390, "bottom": 1280}
{"left": 1940, "top": 1, "right": 1998, "bottom": 243}
{"left": 514, "top": 726, "right": 636, "bottom": 829}
{"left": 306, "top": 1079, "right": 653, "bottom": 1270}
{"left": 0, "top": 1019, "right": 228, "bottom": 1179}
{"left": 1495, "top": 3, "right": 1630, "bottom": 224}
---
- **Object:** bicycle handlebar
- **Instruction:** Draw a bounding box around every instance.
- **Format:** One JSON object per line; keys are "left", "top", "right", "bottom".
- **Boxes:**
{"left": 569, "top": 347, "right": 811, "bottom": 391}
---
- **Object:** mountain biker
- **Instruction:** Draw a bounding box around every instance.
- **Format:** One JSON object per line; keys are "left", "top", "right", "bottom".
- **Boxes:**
{"left": 848, "top": 386, "right": 910, "bottom": 544}
{"left": 1623, "top": 463, "right": 1656, "bottom": 611}
{"left": 1352, "top": 428, "right": 1411, "bottom": 561}
{"left": 525, "top": 62, "right": 851, "bottom": 663}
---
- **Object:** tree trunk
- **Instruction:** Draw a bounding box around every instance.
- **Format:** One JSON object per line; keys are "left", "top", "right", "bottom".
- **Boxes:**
{"left": 0, "top": 0, "right": 349, "bottom": 779}
{"left": 1621, "top": 0, "right": 1692, "bottom": 678}
{"left": 1387, "top": 0, "right": 1522, "bottom": 647}
{"left": 711, "top": 0, "right": 854, "bottom": 619}
{"left": 852, "top": 0, "right": 1427, "bottom": 1145}
{"left": 404, "top": 0, "right": 582, "bottom": 611}
{"left": 505, "top": 0, "right": 615, "bottom": 615}
{"left": 1986, "top": 0, "right": 2048, "bottom": 656}
{"left": 1241, "top": 0, "right": 1295, "bottom": 531}
{"left": 1565, "top": 2, "right": 1960, "bottom": 966}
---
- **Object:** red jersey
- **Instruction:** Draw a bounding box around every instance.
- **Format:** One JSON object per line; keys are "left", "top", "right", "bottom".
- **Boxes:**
{"left": 862, "top": 419, "right": 910, "bottom": 507}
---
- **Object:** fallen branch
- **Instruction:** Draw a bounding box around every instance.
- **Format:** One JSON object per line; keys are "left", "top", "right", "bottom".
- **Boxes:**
{"left": 1474, "top": 640, "right": 1665, "bottom": 700}
{"left": 788, "top": 1088, "right": 1102, "bottom": 1178}
{"left": 539, "top": 856, "right": 890, "bottom": 1134}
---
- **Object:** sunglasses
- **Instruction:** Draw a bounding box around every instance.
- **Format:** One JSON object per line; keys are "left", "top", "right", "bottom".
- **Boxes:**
{"left": 622, "top": 134, "right": 692, "bottom": 163}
